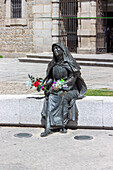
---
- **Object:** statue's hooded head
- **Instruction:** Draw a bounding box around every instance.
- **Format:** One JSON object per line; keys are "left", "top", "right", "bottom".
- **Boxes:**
{"left": 52, "top": 43, "right": 81, "bottom": 71}
{"left": 52, "top": 43, "right": 64, "bottom": 63}
{"left": 44, "top": 43, "right": 86, "bottom": 98}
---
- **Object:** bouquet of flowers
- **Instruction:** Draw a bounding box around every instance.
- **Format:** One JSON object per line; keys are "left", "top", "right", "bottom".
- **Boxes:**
{"left": 26, "top": 74, "right": 46, "bottom": 92}
{"left": 26, "top": 74, "right": 68, "bottom": 92}
{"left": 51, "top": 79, "right": 68, "bottom": 90}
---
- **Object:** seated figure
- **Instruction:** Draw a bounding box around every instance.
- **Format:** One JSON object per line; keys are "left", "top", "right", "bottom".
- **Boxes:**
{"left": 41, "top": 43, "right": 87, "bottom": 137}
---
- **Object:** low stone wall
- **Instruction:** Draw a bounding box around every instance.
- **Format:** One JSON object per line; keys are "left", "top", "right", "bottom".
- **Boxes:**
{"left": 0, "top": 95, "right": 113, "bottom": 128}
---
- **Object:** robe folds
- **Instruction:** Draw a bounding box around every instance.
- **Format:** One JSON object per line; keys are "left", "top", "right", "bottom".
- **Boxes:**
{"left": 41, "top": 43, "right": 87, "bottom": 127}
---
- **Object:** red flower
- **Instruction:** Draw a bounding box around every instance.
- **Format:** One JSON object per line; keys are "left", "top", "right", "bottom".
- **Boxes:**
{"left": 34, "top": 81, "right": 39, "bottom": 87}
{"left": 38, "top": 79, "right": 40, "bottom": 82}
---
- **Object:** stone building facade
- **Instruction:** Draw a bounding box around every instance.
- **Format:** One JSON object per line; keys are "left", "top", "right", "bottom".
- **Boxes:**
{"left": 0, "top": 0, "right": 112, "bottom": 57}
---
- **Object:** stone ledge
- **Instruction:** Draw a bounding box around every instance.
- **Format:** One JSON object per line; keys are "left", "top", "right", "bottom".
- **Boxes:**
{"left": 77, "top": 48, "right": 96, "bottom": 54}
{"left": 0, "top": 95, "right": 113, "bottom": 128}
{"left": 5, "top": 19, "right": 27, "bottom": 26}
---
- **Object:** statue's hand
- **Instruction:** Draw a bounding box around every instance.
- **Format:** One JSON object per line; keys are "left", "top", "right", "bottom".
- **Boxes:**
{"left": 44, "top": 90, "right": 50, "bottom": 97}
{"left": 44, "top": 86, "right": 60, "bottom": 96}
{"left": 44, "top": 88, "right": 54, "bottom": 96}
{"left": 52, "top": 86, "right": 59, "bottom": 92}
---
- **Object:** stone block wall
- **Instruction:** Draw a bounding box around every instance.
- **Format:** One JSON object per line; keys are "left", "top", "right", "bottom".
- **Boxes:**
{"left": 0, "top": 0, "right": 34, "bottom": 58}
{"left": 0, "top": 0, "right": 58, "bottom": 57}
{"left": 52, "top": 0, "right": 59, "bottom": 44}
{"left": 51, "top": 0, "right": 67, "bottom": 46}
{"left": 0, "top": 0, "right": 98, "bottom": 57}
{"left": 77, "top": 0, "right": 97, "bottom": 54}
{"left": 51, "top": 0, "right": 97, "bottom": 54}
{"left": 33, "top": 0, "right": 52, "bottom": 53}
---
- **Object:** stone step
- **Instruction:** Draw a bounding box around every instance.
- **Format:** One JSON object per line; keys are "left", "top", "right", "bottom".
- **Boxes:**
{"left": 26, "top": 53, "right": 113, "bottom": 62}
{"left": 77, "top": 60, "right": 113, "bottom": 67}
{"left": 76, "top": 58, "right": 113, "bottom": 62}
{"left": 19, "top": 57, "right": 51, "bottom": 63}
{"left": 19, "top": 57, "right": 113, "bottom": 67}
{"left": 26, "top": 53, "right": 53, "bottom": 59}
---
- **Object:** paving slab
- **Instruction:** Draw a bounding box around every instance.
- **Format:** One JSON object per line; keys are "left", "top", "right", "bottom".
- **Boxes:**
{"left": 0, "top": 127, "right": 113, "bottom": 170}
{"left": 0, "top": 57, "right": 113, "bottom": 94}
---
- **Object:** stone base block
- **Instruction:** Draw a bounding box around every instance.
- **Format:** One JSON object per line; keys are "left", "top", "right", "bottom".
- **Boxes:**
{"left": 0, "top": 95, "right": 113, "bottom": 128}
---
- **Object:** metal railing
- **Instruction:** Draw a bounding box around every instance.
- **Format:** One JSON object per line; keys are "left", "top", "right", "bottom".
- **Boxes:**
{"left": 58, "top": 0, "right": 78, "bottom": 52}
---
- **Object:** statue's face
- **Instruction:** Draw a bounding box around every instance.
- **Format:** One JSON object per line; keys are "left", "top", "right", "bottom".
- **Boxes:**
{"left": 53, "top": 46, "right": 63, "bottom": 62}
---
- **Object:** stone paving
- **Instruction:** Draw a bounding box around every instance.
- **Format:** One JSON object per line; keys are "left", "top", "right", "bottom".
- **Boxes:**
{"left": 0, "top": 127, "right": 113, "bottom": 170}
{"left": 0, "top": 57, "right": 113, "bottom": 170}
{"left": 0, "top": 58, "right": 113, "bottom": 94}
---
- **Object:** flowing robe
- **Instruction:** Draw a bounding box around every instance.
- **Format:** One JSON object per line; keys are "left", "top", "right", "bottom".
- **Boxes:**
{"left": 41, "top": 43, "right": 87, "bottom": 128}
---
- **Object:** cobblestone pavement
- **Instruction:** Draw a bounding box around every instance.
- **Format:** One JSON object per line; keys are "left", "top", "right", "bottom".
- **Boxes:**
{"left": 0, "top": 58, "right": 113, "bottom": 94}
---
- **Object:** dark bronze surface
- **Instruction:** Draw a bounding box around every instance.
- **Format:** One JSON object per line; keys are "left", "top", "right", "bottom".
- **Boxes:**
{"left": 41, "top": 43, "right": 87, "bottom": 137}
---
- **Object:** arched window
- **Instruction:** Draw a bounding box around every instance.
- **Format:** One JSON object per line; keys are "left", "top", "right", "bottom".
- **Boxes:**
{"left": 11, "top": 0, "right": 22, "bottom": 18}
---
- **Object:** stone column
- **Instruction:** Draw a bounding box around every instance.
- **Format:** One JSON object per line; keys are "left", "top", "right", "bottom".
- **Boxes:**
{"left": 33, "top": 0, "right": 52, "bottom": 52}
{"left": 52, "top": 0, "right": 59, "bottom": 44}
{"left": 77, "top": 0, "right": 97, "bottom": 54}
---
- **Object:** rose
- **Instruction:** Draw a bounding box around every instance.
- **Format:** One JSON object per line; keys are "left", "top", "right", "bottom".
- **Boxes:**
{"left": 38, "top": 79, "right": 40, "bottom": 82}
{"left": 34, "top": 81, "right": 39, "bottom": 87}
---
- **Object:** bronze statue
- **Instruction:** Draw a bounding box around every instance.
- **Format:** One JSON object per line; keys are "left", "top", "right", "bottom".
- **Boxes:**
{"left": 41, "top": 43, "right": 87, "bottom": 137}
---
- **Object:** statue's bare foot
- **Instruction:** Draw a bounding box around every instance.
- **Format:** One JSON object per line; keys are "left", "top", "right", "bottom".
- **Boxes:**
{"left": 60, "top": 128, "right": 67, "bottom": 133}
{"left": 40, "top": 130, "right": 52, "bottom": 137}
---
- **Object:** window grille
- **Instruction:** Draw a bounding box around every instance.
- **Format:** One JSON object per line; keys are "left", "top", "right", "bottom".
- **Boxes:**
{"left": 11, "top": 0, "right": 22, "bottom": 18}
{"left": 58, "top": 0, "right": 78, "bottom": 52}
